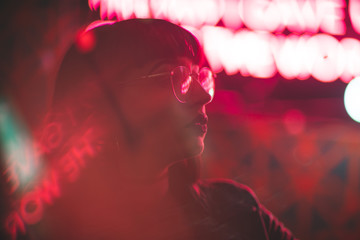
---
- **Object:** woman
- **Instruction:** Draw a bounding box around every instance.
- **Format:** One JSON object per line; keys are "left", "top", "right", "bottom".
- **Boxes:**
{"left": 33, "top": 19, "right": 297, "bottom": 240}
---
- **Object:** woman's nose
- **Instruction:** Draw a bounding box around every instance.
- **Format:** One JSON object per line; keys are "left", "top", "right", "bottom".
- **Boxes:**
{"left": 186, "top": 78, "right": 213, "bottom": 106}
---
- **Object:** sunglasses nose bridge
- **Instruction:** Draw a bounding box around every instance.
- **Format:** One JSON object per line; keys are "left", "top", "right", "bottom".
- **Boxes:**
{"left": 186, "top": 75, "right": 213, "bottom": 105}
{"left": 171, "top": 66, "right": 214, "bottom": 104}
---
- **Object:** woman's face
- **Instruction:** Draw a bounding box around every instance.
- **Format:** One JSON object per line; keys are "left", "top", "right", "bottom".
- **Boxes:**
{"left": 110, "top": 57, "right": 212, "bottom": 173}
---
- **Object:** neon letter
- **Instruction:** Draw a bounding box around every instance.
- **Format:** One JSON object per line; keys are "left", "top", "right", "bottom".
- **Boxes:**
{"left": 350, "top": 0, "right": 360, "bottom": 34}
{"left": 36, "top": 170, "right": 60, "bottom": 205}
{"left": 3, "top": 163, "right": 19, "bottom": 193}
{"left": 5, "top": 212, "right": 25, "bottom": 240}
{"left": 318, "top": 0, "right": 346, "bottom": 35}
{"left": 20, "top": 191, "right": 44, "bottom": 225}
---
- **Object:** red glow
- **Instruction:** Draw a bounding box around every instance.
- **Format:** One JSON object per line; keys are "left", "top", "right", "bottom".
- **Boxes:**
{"left": 4, "top": 163, "right": 20, "bottom": 194}
{"left": 39, "top": 122, "right": 63, "bottom": 153}
{"left": 20, "top": 191, "right": 44, "bottom": 224}
{"left": 295, "top": 137, "right": 317, "bottom": 164}
{"left": 294, "top": 175, "right": 317, "bottom": 197}
{"left": 36, "top": 171, "right": 60, "bottom": 205}
{"left": 5, "top": 212, "right": 25, "bottom": 240}
{"left": 75, "top": 30, "right": 96, "bottom": 53}
{"left": 283, "top": 109, "right": 306, "bottom": 135}
{"left": 4, "top": 125, "right": 101, "bottom": 239}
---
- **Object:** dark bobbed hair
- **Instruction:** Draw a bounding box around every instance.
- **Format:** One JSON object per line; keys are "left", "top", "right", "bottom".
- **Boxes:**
{"left": 52, "top": 19, "right": 204, "bottom": 200}
{"left": 54, "top": 19, "right": 205, "bottom": 104}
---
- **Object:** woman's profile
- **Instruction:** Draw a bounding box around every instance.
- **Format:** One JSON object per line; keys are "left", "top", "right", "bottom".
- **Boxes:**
{"left": 27, "top": 18, "right": 297, "bottom": 240}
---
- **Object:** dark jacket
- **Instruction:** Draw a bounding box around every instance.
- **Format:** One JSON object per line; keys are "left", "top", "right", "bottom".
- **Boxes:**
{"left": 185, "top": 179, "right": 297, "bottom": 240}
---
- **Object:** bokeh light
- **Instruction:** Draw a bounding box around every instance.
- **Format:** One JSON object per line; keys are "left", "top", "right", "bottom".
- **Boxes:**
{"left": 344, "top": 77, "right": 360, "bottom": 123}
{"left": 75, "top": 30, "right": 96, "bottom": 53}
{"left": 283, "top": 109, "right": 306, "bottom": 135}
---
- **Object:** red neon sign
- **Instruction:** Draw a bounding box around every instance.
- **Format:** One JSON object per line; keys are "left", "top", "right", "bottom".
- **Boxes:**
{"left": 4, "top": 127, "right": 100, "bottom": 239}
{"left": 1, "top": 103, "right": 102, "bottom": 239}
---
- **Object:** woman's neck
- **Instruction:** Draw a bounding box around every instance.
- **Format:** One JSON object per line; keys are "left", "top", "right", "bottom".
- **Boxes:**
{"left": 116, "top": 169, "right": 170, "bottom": 212}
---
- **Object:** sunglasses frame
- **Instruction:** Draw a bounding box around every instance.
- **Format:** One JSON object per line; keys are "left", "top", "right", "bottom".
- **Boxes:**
{"left": 116, "top": 65, "right": 215, "bottom": 103}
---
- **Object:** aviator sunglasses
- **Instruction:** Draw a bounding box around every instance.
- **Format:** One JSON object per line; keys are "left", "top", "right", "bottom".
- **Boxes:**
{"left": 136, "top": 65, "right": 215, "bottom": 103}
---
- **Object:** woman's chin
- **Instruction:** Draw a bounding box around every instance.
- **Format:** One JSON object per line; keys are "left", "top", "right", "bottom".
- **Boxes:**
{"left": 183, "top": 136, "right": 205, "bottom": 158}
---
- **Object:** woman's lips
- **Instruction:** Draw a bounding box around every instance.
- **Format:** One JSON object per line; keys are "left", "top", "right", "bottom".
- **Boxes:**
{"left": 189, "top": 114, "right": 208, "bottom": 125}
{"left": 186, "top": 114, "right": 208, "bottom": 135}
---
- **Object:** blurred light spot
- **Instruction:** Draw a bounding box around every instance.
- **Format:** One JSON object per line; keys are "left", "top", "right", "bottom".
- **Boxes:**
{"left": 86, "top": 0, "right": 358, "bottom": 83}
{"left": 272, "top": 34, "right": 311, "bottom": 80}
{"left": 75, "top": 30, "right": 96, "bottom": 53}
{"left": 318, "top": 0, "right": 346, "bottom": 35}
{"left": 344, "top": 77, "right": 360, "bottom": 123}
{"left": 242, "top": 0, "right": 271, "bottom": 31}
{"left": 209, "top": 88, "right": 215, "bottom": 99}
{"left": 306, "top": 34, "right": 344, "bottom": 82}
{"left": 88, "top": 0, "right": 100, "bottom": 10}
{"left": 350, "top": 0, "right": 360, "bottom": 34}
{"left": 150, "top": 0, "right": 168, "bottom": 19}
{"left": 245, "top": 31, "right": 276, "bottom": 78}
{"left": 134, "top": 0, "right": 150, "bottom": 18}
{"left": 283, "top": 109, "right": 306, "bottom": 135}
{"left": 216, "top": 27, "right": 238, "bottom": 75}
{"left": 222, "top": 0, "right": 243, "bottom": 29}
{"left": 262, "top": 1, "right": 282, "bottom": 32}
{"left": 295, "top": 0, "right": 316, "bottom": 33}
{"left": 0, "top": 101, "right": 42, "bottom": 193}
{"left": 201, "top": 26, "right": 229, "bottom": 73}
{"left": 340, "top": 38, "right": 360, "bottom": 83}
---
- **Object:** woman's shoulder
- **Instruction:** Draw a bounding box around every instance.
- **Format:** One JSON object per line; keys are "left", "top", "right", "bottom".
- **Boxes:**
{"left": 193, "top": 179, "right": 298, "bottom": 240}
{"left": 194, "top": 178, "right": 260, "bottom": 210}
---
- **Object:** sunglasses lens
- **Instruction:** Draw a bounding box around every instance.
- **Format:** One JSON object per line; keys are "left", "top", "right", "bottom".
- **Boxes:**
{"left": 171, "top": 66, "right": 191, "bottom": 103}
{"left": 171, "top": 66, "right": 215, "bottom": 103}
{"left": 199, "top": 68, "right": 215, "bottom": 101}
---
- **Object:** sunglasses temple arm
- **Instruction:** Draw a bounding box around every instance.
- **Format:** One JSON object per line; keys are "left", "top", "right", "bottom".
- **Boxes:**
{"left": 139, "top": 72, "right": 169, "bottom": 79}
